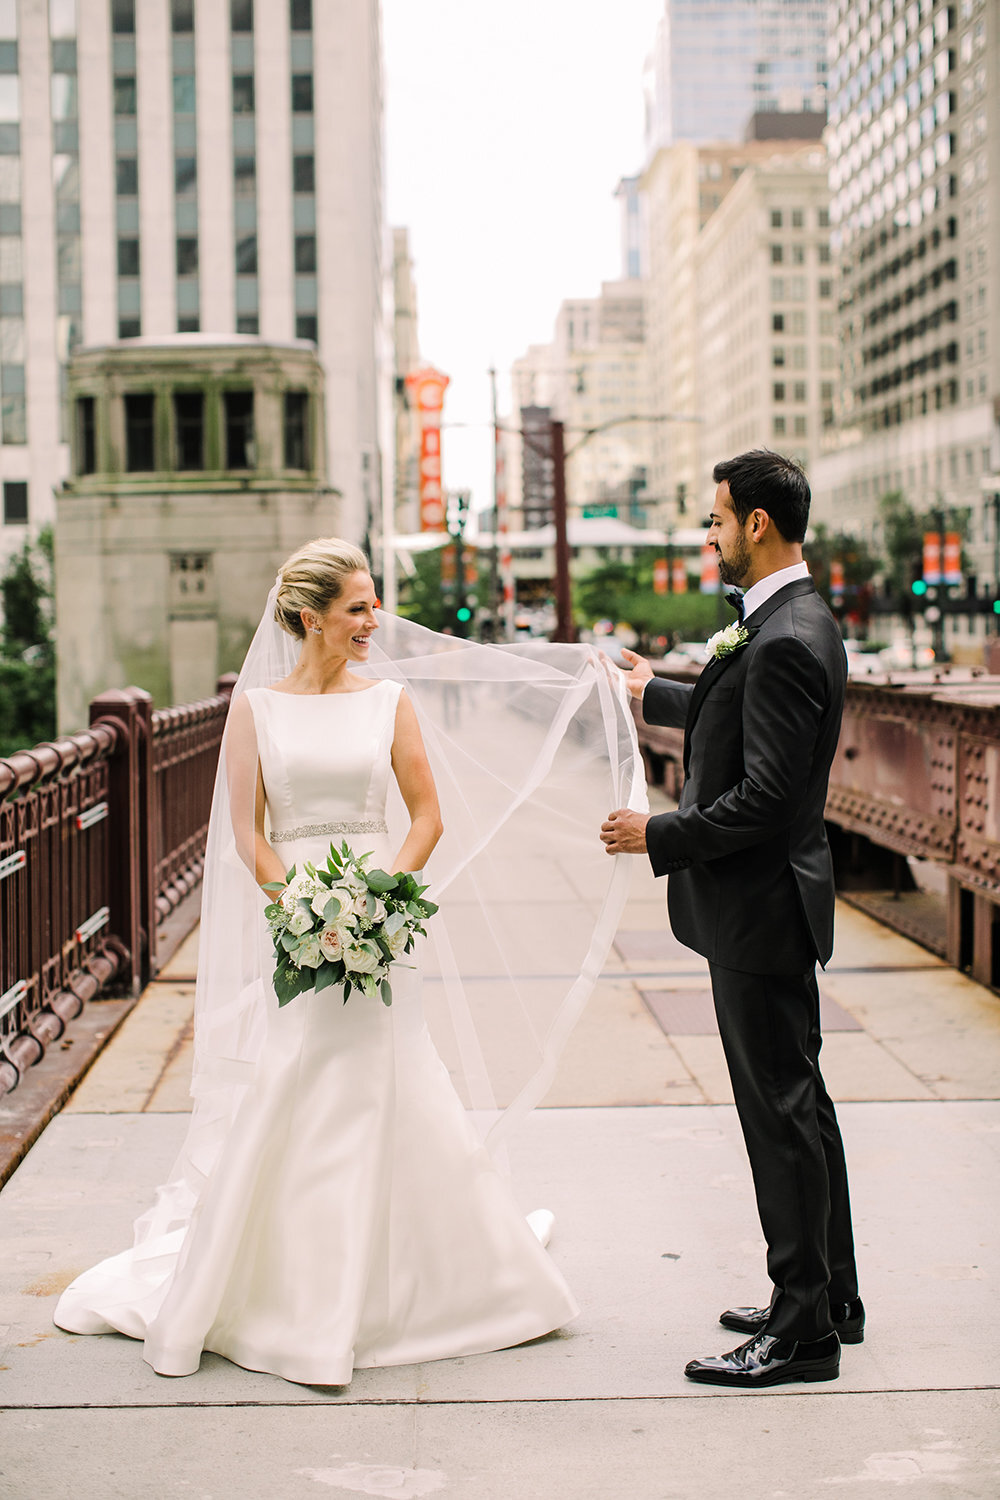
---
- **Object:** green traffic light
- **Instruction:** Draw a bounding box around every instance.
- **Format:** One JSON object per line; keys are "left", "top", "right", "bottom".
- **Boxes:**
{"left": 993, "top": 599, "right": 1000, "bottom": 615}
{"left": 912, "top": 579, "right": 928, "bottom": 596}
{"left": 456, "top": 607, "right": 472, "bottom": 622}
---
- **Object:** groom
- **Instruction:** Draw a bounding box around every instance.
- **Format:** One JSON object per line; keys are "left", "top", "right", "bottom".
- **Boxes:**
{"left": 601, "top": 449, "right": 862, "bottom": 1388}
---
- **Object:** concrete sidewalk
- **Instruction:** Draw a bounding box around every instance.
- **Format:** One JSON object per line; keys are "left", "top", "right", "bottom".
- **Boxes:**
{"left": 1, "top": 791, "right": 999, "bottom": 1499}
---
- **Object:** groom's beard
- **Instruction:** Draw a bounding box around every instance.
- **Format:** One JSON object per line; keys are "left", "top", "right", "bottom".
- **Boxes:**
{"left": 716, "top": 532, "right": 752, "bottom": 587}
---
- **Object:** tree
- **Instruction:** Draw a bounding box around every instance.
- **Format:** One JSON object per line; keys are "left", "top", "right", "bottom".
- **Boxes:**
{"left": 575, "top": 557, "right": 723, "bottom": 650}
{"left": 397, "top": 545, "right": 487, "bottom": 636}
{"left": 0, "top": 527, "right": 57, "bottom": 758}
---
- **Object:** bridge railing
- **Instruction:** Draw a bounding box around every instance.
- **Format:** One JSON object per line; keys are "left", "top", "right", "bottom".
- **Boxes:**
{"left": 632, "top": 663, "right": 1000, "bottom": 992}
{"left": 0, "top": 675, "right": 236, "bottom": 1098}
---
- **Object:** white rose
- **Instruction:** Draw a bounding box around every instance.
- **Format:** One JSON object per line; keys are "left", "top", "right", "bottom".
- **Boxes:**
{"left": 319, "top": 885, "right": 354, "bottom": 921}
{"left": 295, "top": 934, "right": 324, "bottom": 969}
{"left": 318, "top": 925, "right": 347, "bottom": 962}
{"left": 286, "top": 906, "right": 313, "bottom": 937}
{"left": 281, "top": 872, "right": 316, "bottom": 910}
{"left": 343, "top": 941, "right": 381, "bottom": 974}
{"left": 386, "top": 926, "right": 410, "bottom": 959}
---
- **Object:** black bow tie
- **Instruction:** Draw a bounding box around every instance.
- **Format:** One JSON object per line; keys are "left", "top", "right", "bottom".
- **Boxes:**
{"left": 724, "top": 589, "right": 745, "bottom": 623}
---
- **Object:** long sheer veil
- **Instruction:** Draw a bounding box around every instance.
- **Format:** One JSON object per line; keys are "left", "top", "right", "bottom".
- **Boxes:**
{"left": 132, "top": 588, "right": 646, "bottom": 1249}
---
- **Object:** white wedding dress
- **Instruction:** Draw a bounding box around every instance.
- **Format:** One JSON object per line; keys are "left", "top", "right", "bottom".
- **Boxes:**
{"left": 54, "top": 680, "right": 578, "bottom": 1384}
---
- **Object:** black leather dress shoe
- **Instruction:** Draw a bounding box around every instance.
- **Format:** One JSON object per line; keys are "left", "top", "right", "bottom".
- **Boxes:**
{"left": 685, "top": 1330, "right": 840, "bottom": 1388}
{"left": 720, "top": 1297, "right": 865, "bottom": 1344}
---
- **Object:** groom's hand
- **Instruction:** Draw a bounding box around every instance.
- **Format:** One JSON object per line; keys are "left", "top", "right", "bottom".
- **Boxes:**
{"left": 619, "top": 648, "right": 653, "bottom": 700}
{"left": 601, "top": 808, "right": 649, "bottom": 855}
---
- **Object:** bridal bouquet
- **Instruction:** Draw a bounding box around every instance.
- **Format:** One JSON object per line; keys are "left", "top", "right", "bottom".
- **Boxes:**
{"left": 263, "top": 840, "right": 438, "bottom": 1008}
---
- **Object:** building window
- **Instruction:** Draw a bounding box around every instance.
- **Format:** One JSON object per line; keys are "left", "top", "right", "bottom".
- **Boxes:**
{"left": 113, "top": 76, "right": 136, "bottom": 116}
{"left": 232, "top": 73, "right": 255, "bottom": 113}
{"left": 175, "top": 156, "right": 197, "bottom": 194}
{"left": 173, "top": 73, "right": 196, "bottom": 114}
{"left": 284, "top": 390, "right": 309, "bottom": 469}
{"left": 173, "top": 391, "right": 203, "bottom": 470}
{"left": 793, "top": 382, "right": 807, "bottom": 402}
{"left": 771, "top": 244, "right": 783, "bottom": 263}
{"left": 794, "top": 415, "right": 807, "bottom": 436}
{"left": 772, "top": 313, "right": 784, "bottom": 332}
{"left": 770, "top": 209, "right": 783, "bottom": 228}
{"left": 818, "top": 244, "right": 832, "bottom": 263}
{"left": 230, "top": 0, "right": 253, "bottom": 31}
{"left": 113, "top": 74, "right": 137, "bottom": 115}
{"left": 176, "top": 237, "right": 198, "bottom": 274}
{"left": 117, "top": 237, "right": 139, "bottom": 275}
{"left": 178, "top": 316, "right": 200, "bottom": 333}
{"left": 116, "top": 156, "right": 138, "bottom": 195}
{"left": 773, "top": 416, "right": 786, "bottom": 436}
{"left": 772, "top": 347, "right": 785, "bottom": 366}
{"left": 124, "top": 392, "right": 155, "bottom": 471}
{"left": 292, "top": 153, "right": 314, "bottom": 192}
{"left": 791, "top": 209, "right": 804, "bottom": 229}
{"left": 76, "top": 396, "right": 96, "bottom": 474}
{"left": 236, "top": 315, "right": 259, "bottom": 334}
{"left": 294, "top": 234, "right": 316, "bottom": 273}
{"left": 171, "top": 0, "right": 195, "bottom": 32}
{"left": 233, "top": 156, "right": 256, "bottom": 195}
{"left": 295, "top": 314, "right": 317, "bottom": 342}
{"left": 291, "top": 73, "right": 313, "bottom": 112}
{"left": 224, "top": 389, "right": 254, "bottom": 468}
{"left": 3, "top": 478, "right": 27, "bottom": 524}
{"left": 111, "top": 0, "right": 135, "bottom": 33}
{"left": 818, "top": 207, "right": 830, "bottom": 228}
{"left": 290, "top": 0, "right": 312, "bottom": 28}
{"left": 818, "top": 279, "right": 833, "bottom": 298}
{"left": 773, "top": 382, "right": 786, "bottom": 401}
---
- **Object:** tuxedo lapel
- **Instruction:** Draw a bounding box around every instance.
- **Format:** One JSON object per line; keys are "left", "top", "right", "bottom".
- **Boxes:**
{"left": 682, "top": 578, "right": 817, "bottom": 762}
{"left": 683, "top": 644, "right": 748, "bottom": 768}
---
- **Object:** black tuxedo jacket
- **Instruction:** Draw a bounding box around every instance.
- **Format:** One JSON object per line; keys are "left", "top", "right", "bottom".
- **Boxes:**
{"left": 642, "top": 578, "right": 846, "bottom": 975}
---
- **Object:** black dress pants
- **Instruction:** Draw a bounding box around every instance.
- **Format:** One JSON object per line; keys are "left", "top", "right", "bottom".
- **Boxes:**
{"left": 708, "top": 961, "right": 859, "bottom": 1342}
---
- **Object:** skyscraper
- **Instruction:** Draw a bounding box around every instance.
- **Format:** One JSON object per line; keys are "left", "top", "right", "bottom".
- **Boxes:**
{"left": 643, "top": 0, "right": 828, "bottom": 154}
{"left": 0, "top": 0, "right": 383, "bottom": 563}
{"left": 813, "top": 0, "right": 999, "bottom": 587}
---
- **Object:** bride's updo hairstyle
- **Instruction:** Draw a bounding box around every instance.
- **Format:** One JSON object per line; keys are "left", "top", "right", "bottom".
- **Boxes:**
{"left": 274, "top": 537, "right": 370, "bottom": 640}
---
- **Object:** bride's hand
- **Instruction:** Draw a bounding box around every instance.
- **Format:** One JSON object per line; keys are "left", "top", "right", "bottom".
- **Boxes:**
{"left": 619, "top": 648, "right": 653, "bottom": 701}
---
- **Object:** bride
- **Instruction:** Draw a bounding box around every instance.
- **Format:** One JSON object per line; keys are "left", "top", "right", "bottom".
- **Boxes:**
{"left": 54, "top": 537, "right": 643, "bottom": 1385}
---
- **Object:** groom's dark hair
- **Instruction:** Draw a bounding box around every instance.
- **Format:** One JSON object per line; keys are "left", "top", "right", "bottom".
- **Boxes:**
{"left": 713, "top": 450, "right": 810, "bottom": 544}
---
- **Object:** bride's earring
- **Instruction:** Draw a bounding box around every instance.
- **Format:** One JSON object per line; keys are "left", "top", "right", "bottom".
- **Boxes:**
{"left": 310, "top": 625, "right": 322, "bottom": 635}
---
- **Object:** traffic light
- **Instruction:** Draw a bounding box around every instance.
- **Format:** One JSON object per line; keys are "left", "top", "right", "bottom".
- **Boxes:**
{"left": 911, "top": 578, "right": 928, "bottom": 598}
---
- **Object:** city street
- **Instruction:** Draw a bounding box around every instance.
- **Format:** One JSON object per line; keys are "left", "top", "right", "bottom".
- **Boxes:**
{"left": 1, "top": 788, "right": 999, "bottom": 1499}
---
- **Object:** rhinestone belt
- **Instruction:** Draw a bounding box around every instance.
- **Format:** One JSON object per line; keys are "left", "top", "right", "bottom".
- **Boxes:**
{"left": 270, "top": 819, "right": 388, "bottom": 844}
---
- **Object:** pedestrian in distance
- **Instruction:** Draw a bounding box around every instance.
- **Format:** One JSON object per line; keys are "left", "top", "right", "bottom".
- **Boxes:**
{"left": 601, "top": 449, "right": 864, "bottom": 1388}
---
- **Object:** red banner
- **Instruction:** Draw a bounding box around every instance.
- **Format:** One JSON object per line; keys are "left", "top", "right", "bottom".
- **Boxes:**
{"left": 943, "top": 531, "right": 962, "bottom": 586}
{"left": 653, "top": 557, "right": 668, "bottom": 595}
{"left": 922, "top": 531, "right": 942, "bottom": 585}
{"left": 405, "top": 367, "right": 450, "bottom": 531}
{"left": 671, "top": 557, "right": 688, "bottom": 594}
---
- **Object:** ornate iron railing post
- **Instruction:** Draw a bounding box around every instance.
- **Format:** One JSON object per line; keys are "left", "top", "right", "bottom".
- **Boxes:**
{"left": 88, "top": 687, "right": 155, "bottom": 996}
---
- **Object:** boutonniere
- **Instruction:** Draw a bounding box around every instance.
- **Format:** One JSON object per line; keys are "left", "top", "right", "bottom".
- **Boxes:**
{"left": 705, "top": 622, "right": 751, "bottom": 661}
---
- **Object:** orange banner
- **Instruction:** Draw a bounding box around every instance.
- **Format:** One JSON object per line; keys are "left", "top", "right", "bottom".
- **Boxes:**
{"left": 922, "top": 531, "right": 941, "bottom": 585}
{"left": 943, "top": 531, "right": 962, "bottom": 586}
{"left": 671, "top": 557, "right": 688, "bottom": 594}
{"left": 405, "top": 366, "right": 450, "bottom": 531}
{"left": 653, "top": 557, "right": 668, "bottom": 595}
{"left": 700, "top": 543, "right": 719, "bottom": 594}
{"left": 830, "top": 560, "right": 844, "bottom": 596}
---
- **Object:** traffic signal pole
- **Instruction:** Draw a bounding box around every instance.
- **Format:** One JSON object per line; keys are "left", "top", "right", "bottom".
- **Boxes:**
{"left": 550, "top": 419, "right": 574, "bottom": 643}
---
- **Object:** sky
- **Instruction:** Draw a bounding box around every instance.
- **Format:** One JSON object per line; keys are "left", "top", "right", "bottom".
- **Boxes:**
{"left": 383, "top": 0, "right": 664, "bottom": 515}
